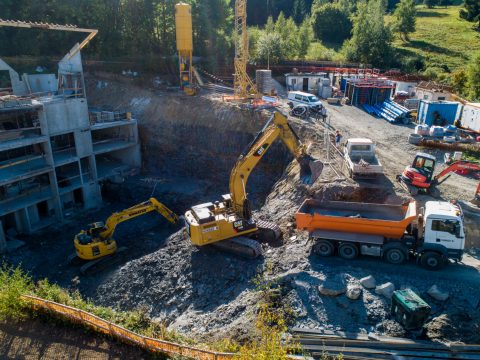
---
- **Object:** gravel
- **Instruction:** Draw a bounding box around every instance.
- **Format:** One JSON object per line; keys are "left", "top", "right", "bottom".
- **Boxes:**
{"left": 87, "top": 79, "right": 480, "bottom": 343}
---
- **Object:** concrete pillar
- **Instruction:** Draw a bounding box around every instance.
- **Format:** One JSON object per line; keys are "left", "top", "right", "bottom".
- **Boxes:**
{"left": 27, "top": 204, "right": 40, "bottom": 226}
{"left": 0, "top": 221, "right": 6, "bottom": 254}
{"left": 82, "top": 183, "right": 102, "bottom": 209}
{"left": 47, "top": 171, "right": 64, "bottom": 222}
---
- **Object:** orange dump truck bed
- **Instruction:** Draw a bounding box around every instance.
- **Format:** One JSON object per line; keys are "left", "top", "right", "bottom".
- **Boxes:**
{"left": 296, "top": 200, "right": 417, "bottom": 239}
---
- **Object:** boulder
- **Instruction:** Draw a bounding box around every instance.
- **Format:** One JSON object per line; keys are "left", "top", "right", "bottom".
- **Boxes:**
{"left": 346, "top": 285, "right": 362, "bottom": 300}
{"left": 318, "top": 275, "right": 347, "bottom": 297}
{"left": 427, "top": 285, "right": 449, "bottom": 301}
{"left": 375, "top": 282, "right": 395, "bottom": 299}
{"left": 360, "top": 275, "right": 376, "bottom": 289}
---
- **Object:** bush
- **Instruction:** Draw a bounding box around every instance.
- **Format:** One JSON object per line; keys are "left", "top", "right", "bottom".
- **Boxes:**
{"left": 0, "top": 265, "right": 33, "bottom": 320}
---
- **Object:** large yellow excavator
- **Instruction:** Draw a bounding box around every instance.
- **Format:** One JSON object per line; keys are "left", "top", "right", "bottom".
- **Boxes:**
{"left": 184, "top": 111, "right": 323, "bottom": 258}
{"left": 72, "top": 198, "right": 178, "bottom": 274}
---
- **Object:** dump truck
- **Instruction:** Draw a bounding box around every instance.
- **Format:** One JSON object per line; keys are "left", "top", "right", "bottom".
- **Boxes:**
{"left": 296, "top": 199, "right": 465, "bottom": 270}
{"left": 343, "top": 138, "right": 383, "bottom": 179}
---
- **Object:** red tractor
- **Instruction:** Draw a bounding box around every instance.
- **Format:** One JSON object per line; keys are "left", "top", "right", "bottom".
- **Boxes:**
{"left": 398, "top": 153, "right": 480, "bottom": 198}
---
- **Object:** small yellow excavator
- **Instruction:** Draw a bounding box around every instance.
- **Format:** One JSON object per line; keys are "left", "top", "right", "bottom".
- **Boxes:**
{"left": 184, "top": 111, "right": 323, "bottom": 258}
{"left": 71, "top": 198, "right": 178, "bottom": 274}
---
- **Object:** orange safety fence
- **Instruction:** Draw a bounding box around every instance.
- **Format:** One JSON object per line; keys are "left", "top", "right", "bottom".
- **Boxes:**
{"left": 21, "top": 295, "right": 235, "bottom": 360}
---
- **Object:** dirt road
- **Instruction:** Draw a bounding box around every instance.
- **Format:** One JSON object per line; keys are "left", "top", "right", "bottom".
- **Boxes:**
{"left": 324, "top": 103, "right": 477, "bottom": 202}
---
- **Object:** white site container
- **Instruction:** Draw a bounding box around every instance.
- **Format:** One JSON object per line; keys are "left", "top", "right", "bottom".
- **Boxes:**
{"left": 461, "top": 103, "right": 480, "bottom": 132}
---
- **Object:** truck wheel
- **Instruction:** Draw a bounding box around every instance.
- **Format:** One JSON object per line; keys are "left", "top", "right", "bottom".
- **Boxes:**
{"left": 420, "top": 251, "right": 445, "bottom": 271}
{"left": 384, "top": 248, "right": 406, "bottom": 265}
{"left": 313, "top": 239, "right": 334, "bottom": 257}
{"left": 338, "top": 243, "right": 358, "bottom": 260}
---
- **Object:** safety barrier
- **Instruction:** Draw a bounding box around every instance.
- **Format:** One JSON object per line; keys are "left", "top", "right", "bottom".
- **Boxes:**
{"left": 21, "top": 295, "right": 235, "bottom": 360}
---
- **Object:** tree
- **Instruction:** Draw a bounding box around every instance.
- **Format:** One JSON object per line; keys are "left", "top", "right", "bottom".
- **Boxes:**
{"left": 255, "top": 32, "right": 283, "bottom": 65}
{"left": 450, "top": 68, "right": 468, "bottom": 97}
{"left": 467, "top": 53, "right": 480, "bottom": 100}
{"left": 423, "top": 0, "right": 438, "bottom": 9}
{"left": 344, "top": 0, "right": 394, "bottom": 67}
{"left": 293, "top": 0, "right": 307, "bottom": 24}
{"left": 460, "top": 0, "right": 480, "bottom": 28}
{"left": 393, "top": 0, "right": 416, "bottom": 41}
{"left": 312, "top": 3, "right": 353, "bottom": 45}
{"left": 298, "top": 18, "right": 312, "bottom": 59}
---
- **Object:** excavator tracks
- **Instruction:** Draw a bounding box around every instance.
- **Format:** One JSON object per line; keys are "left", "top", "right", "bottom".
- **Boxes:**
{"left": 77, "top": 247, "right": 129, "bottom": 275}
{"left": 212, "top": 237, "right": 263, "bottom": 259}
{"left": 255, "top": 220, "right": 283, "bottom": 247}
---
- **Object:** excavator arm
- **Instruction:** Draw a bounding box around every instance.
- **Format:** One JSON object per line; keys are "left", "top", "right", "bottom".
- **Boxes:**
{"left": 99, "top": 198, "right": 178, "bottom": 240}
{"left": 229, "top": 111, "right": 323, "bottom": 217}
{"left": 434, "top": 161, "right": 480, "bottom": 184}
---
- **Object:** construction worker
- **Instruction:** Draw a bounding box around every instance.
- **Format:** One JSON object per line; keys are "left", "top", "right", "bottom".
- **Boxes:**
{"left": 321, "top": 106, "right": 327, "bottom": 122}
{"left": 335, "top": 130, "right": 342, "bottom": 148}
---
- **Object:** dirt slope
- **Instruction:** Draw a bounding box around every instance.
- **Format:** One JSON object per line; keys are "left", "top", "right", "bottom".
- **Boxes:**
{"left": 0, "top": 318, "right": 151, "bottom": 359}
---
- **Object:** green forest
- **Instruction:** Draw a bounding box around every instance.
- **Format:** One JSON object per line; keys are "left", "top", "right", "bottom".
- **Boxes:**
{"left": 1, "top": 0, "right": 479, "bottom": 99}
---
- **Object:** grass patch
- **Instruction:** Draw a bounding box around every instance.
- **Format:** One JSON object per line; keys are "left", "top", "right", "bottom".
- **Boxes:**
{"left": 387, "top": 6, "right": 480, "bottom": 71}
{"left": 0, "top": 264, "right": 191, "bottom": 345}
{"left": 306, "top": 41, "right": 345, "bottom": 62}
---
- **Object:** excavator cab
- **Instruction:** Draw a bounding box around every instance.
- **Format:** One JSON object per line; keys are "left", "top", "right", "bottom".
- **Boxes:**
{"left": 411, "top": 153, "right": 436, "bottom": 182}
{"left": 400, "top": 152, "right": 437, "bottom": 191}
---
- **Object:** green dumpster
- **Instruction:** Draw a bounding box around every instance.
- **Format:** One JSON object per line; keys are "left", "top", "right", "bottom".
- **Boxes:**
{"left": 391, "top": 289, "right": 431, "bottom": 330}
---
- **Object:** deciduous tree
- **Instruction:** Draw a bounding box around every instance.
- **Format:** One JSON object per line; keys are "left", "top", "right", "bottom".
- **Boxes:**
{"left": 393, "top": 0, "right": 416, "bottom": 41}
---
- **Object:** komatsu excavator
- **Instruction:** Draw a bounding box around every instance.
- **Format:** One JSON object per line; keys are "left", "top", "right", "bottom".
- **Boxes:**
{"left": 71, "top": 198, "right": 178, "bottom": 274}
{"left": 184, "top": 111, "right": 323, "bottom": 258}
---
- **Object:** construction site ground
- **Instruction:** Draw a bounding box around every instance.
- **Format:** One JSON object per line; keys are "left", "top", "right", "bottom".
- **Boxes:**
{"left": 4, "top": 74, "right": 480, "bottom": 349}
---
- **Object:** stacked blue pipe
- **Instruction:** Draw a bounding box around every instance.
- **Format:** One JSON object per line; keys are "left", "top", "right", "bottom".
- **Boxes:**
{"left": 364, "top": 100, "right": 411, "bottom": 124}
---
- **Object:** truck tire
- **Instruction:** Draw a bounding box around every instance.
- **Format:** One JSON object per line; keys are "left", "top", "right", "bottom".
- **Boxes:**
{"left": 420, "top": 251, "right": 446, "bottom": 271}
{"left": 384, "top": 247, "right": 406, "bottom": 265}
{"left": 313, "top": 239, "right": 334, "bottom": 257}
{"left": 338, "top": 243, "right": 358, "bottom": 260}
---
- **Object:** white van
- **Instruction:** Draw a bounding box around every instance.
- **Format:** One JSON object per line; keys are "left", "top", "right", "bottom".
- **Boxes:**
{"left": 287, "top": 91, "right": 323, "bottom": 109}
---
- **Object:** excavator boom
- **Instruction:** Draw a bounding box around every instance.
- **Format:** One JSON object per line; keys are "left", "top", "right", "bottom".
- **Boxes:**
{"left": 73, "top": 198, "right": 178, "bottom": 267}
{"left": 229, "top": 111, "right": 323, "bottom": 216}
{"left": 100, "top": 198, "right": 178, "bottom": 239}
{"left": 185, "top": 110, "right": 322, "bottom": 256}
{"left": 435, "top": 161, "right": 480, "bottom": 184}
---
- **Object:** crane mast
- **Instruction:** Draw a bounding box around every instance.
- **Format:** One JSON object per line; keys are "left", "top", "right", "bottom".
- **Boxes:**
{"left": 234, "top": 0, "right": 256, "bottom": 99}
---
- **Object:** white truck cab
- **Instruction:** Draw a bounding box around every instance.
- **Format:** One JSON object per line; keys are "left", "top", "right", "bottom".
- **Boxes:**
{"left": 422, "top": 201, "right": 465, "bottom": 261}
{"left": 288, "top": 91, "right": 323, "bottom": 109}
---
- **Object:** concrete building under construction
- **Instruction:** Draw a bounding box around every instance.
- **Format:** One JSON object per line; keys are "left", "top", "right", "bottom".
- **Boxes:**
{"left": 0, "top": 43, "right": 140, "bottom": 251}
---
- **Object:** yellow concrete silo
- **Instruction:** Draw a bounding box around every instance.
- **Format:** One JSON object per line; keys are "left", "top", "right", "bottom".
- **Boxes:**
{"left": 175, "top": 2, "right": 195, "bottom": 95}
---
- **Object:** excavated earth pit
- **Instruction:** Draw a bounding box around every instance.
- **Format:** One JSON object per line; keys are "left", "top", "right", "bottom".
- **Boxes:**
{"left": 85, "top": 77, "right": 480, "bottom": 344}
{"left": 9, "top": 75, "right": 478, "bottom": 345}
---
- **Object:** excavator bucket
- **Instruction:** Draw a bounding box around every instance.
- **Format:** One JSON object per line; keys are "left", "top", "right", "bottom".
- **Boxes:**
{"left": 300, "top": 156, "right": 323, "bottom": 185}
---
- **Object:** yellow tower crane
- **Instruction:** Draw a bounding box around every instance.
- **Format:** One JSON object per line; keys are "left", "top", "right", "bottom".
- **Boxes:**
{"left": 234, "top": 0, "right": 256, "bottom": 99}
{"left": 175, "top": 3, "right": 196, "bottom": 96}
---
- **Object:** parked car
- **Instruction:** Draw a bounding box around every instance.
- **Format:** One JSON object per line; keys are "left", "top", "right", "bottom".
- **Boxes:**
{"left": 287, "top": 91, "right": 323, "bottom": 110}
